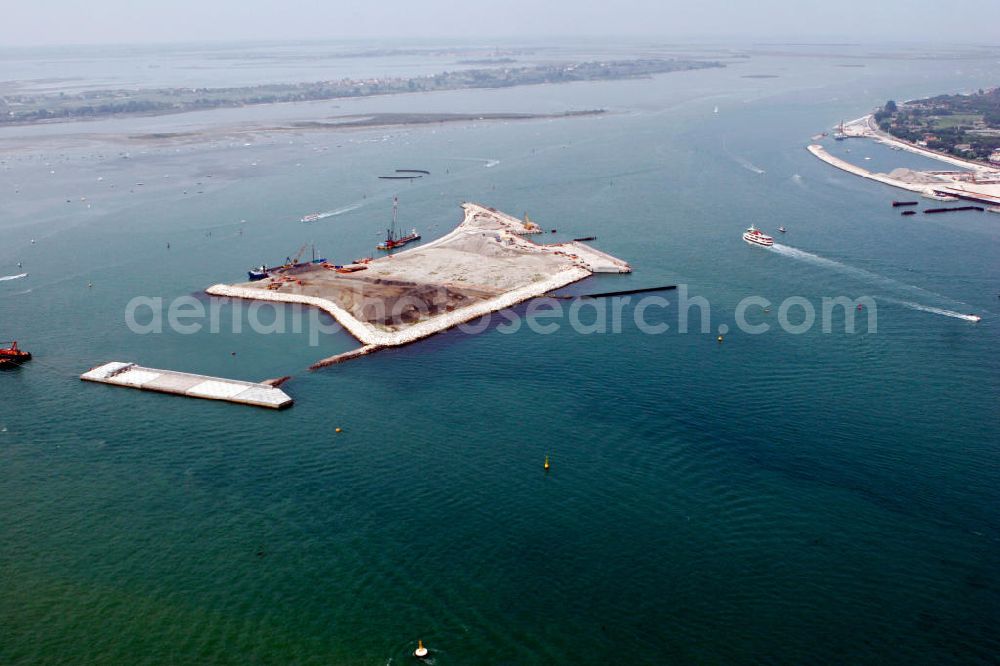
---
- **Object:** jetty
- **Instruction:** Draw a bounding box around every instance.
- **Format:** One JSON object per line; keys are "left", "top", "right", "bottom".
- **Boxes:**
{"left": 807, "top": 144, "right": 933, "bottom": 194}
{"left": 81, "top": 362, "right": 293, "bottom": 409}
{"left": 208, "top": 203, "right": 632, "bottom": 366}
{"left": 809, "top": 118, "right": 1000, "bottom": 204}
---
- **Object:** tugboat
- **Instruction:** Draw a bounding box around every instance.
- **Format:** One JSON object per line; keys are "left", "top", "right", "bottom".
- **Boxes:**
{"left": 743, "top": 225, "right": 774, "bottom": 247}
{"left": 0, "top": 341, "right": 31, "bottom": 368}
{"left": 376, "top": 197, "right": 420, "bottom": 251}
{"left": 248, "top": 265, "right": 270, "bottom": 281}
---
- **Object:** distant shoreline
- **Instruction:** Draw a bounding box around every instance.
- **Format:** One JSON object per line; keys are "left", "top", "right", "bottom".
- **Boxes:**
{"left": 280, "top": 110, "right": 606, "bottom": 131}
{"left": 0, "top": 58, "right": 721, "bottom": 127}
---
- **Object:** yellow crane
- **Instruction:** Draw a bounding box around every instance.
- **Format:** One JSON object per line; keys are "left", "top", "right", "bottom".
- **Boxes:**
{"left": 286, "top": 243, "right": 308, "bottom": 266}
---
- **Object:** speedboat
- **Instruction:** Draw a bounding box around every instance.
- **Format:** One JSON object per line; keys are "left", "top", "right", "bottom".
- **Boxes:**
{"left": 743, "top": 225, "right": 774, "bottom": 247}
{"left": 778, "top": 226, "right": 787, "bottom": 233}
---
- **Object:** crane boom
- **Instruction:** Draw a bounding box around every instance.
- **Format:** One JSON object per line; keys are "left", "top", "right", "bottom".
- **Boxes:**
{"left": 289, "top": 243, "right": 308, "bottom": 266}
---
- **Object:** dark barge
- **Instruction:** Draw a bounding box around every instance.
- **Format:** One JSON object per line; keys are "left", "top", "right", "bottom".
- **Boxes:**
{"left": 924, "top": 206, "right": 984, "bottom": 214}
{"left": 550, "top": 285, "right": 677, "bottom": 299}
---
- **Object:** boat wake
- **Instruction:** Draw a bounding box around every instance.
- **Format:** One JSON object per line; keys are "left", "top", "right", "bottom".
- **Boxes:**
{"left": 0, "top": 273, "right": 28, "bottom": 282}
{"left": 768, "top": 244, "right": 981, "bottom": 321}
{"left": 880, "top": 299, "right": 982, "bottom": 322}
{"left": 456, "top": 157, "right": 500, "bottom": 168}
{"left": 734, "top": 156, "right": 766, "bottom": 175}
{"left": 302, "top": 202, "right": 364, "bottom": 223}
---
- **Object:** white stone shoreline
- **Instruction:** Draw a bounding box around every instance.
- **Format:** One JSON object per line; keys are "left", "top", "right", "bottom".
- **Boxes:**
{"left": 206, "top": 266, "right": 591, "bottom": 349}
{"left": 807, "top": 144, "right": 931, "bottom": 194}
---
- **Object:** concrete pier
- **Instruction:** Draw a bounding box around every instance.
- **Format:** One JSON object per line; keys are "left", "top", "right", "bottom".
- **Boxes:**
{"left": 81, "top": 362, "right": 293, "bottom": 409}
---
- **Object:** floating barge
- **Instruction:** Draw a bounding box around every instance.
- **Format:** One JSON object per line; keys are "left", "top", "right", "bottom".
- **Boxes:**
{"left": 81, "top": 362, "right": 293, "bottom": 409}
{"left": 924, "top": 206, "right": 984, "bottom": 214}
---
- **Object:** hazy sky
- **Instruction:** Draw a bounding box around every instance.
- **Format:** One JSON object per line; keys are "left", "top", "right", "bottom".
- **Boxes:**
{"left": 4, "top": 0, "right": 1000, "bottom": 46}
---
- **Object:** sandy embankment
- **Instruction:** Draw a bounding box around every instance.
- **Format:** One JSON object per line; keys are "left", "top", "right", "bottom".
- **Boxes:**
{"left": 806, "top": 144, "right": 934, "bottom": 194}
{"left": 206, "top": 265, "right": 590, "bottom": 350}
{"left": 206, "top": 202, "right": 624, "bottom": 365}
{"left": 808, "top": 141, "right": 1000, "bottom": 203}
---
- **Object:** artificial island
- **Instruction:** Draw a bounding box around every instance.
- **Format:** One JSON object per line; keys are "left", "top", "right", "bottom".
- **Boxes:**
{"left": 206, "top": 203, "right": 632, "bottom": 367}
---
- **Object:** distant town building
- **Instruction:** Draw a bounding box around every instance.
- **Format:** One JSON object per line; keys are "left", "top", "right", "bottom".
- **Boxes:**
{"left": 989, "top": 150, "right": 1000, "bottom": 164}
{"left": 954, "top": 143, "right": 973, "bottom": 153}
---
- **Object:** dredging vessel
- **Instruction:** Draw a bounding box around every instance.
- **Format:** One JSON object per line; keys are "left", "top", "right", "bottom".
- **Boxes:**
{"left": 377, "top": 197, "right": 421, "bottom": 251}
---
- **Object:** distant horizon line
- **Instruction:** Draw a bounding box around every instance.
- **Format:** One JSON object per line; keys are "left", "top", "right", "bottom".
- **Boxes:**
{"left": 1, "top": 36, "right": 996, "bottom": 51}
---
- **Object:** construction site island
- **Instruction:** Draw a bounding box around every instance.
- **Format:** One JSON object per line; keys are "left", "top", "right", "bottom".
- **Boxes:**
{"left": 206, "top": 203, "right": 631, "bottom": 367}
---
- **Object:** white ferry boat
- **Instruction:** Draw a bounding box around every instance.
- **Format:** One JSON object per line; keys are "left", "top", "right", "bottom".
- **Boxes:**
{"left": 743, "top": 225, "right": 774, "bottom": 247}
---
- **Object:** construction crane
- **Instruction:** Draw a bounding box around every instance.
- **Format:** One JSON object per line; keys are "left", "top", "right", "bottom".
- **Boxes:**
{"left": 286, "top": 243, "right": 308, "bottom": 267}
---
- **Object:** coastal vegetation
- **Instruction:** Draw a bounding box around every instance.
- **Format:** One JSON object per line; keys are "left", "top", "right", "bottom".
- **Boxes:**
{"left": 0, "top": 58, "right": 721, "bottom": 125}
{"left": 875, "top": 87, "right": 1000, "bottom": 163}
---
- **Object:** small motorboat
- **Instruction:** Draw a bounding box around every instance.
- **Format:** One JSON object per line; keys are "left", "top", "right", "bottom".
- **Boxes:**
{"left": 778, "top": 226, "right": 787, "bottom": 233}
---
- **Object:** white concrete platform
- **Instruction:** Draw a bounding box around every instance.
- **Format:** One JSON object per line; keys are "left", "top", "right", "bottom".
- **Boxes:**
{"left": 81, "top": 362, "right": 293, "bottom": 409}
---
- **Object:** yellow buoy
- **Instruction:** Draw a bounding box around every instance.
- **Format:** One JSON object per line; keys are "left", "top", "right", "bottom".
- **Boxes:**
{"left": 544, "top": 455, "right": 550, "bottom": 472}
{"left": 335, "top": 427, "right": 342, "bottom": 433}
{"left": 717, "top": 335, "right": 724, "bottom": 343}
{"left": 414, "top": 640, "right": 428, "bottom": 658}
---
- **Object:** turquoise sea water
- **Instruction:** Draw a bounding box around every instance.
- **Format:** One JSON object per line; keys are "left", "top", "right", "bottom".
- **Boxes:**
{"left": 1, "top": 46, "right": 999, "bottom": 664}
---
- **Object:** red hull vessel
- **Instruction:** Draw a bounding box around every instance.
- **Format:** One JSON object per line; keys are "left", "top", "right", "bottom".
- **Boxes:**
{"left": 0, "top": 341, "right": 31, "bottom": 368}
